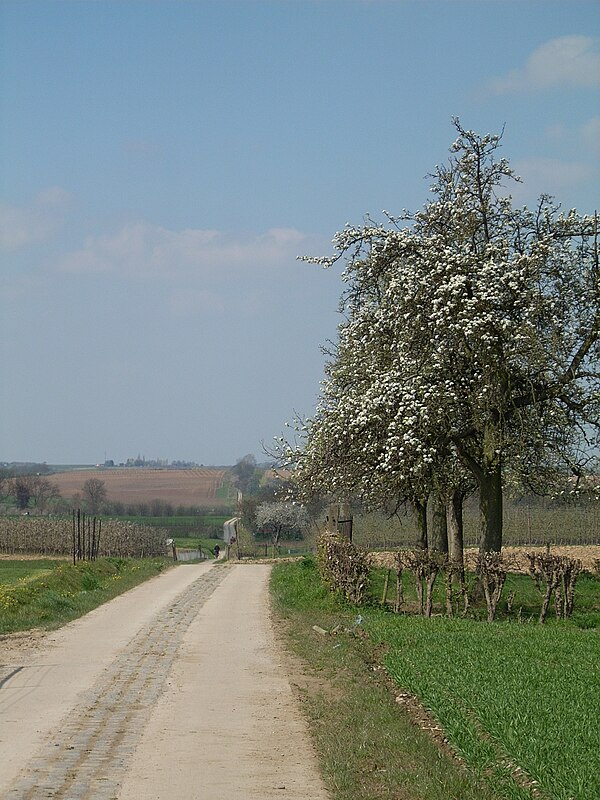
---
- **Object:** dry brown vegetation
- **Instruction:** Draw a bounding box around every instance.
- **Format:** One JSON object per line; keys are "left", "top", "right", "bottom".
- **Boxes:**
{"left": 49, "top": 468, "right": 230, "bottom": 507}
{"left": 370, "top": 545, "right": 600, "bottom": 573}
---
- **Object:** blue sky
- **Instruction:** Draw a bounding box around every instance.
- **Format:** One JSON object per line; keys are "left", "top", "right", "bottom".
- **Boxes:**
{"left": 1, "top": 0, "right": 599, "bottom": 466}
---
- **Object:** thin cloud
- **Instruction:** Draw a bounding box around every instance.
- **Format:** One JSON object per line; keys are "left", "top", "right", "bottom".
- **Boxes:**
{"left": 59, "top": 222, "right": 323, "bottom": 279}
{"left": 0, "top": 188, "right": 70, "bottom": 251}
{"left": 545, "top": 116, "right": 600, "bottom": 156}
{"left": 509, "top": 157, "right": 593, "bottom": 204}
{"left": 580, "top": 116, "right": 600, "bottom": 154}
{"left": 488, "top": 36, "right": 600, "bottom": 94}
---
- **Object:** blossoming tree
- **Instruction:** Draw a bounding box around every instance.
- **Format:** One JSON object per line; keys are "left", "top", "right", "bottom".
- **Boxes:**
{"left": 281, "top": 120, "right": 599, "bottom": 554}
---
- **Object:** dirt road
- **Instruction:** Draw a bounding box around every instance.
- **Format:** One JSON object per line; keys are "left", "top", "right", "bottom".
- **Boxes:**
{"left": 0, "top": 563, "right": 329, "bottom": 800}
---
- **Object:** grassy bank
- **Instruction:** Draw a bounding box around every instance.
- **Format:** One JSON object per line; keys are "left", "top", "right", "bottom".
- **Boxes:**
{"left": 0, "top": 557, "right": 172, "bottom": 634}
{"left": 271, "top": 558, "right": 600, "bottom": 800}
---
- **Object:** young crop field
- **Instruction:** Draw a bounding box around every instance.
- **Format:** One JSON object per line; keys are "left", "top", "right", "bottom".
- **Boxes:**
{"left": 271, "top": 558, "right": 600, "bottom": 800}
{"left": 49, "top": 468, "right": 235, "bottom": 507}
{"left": 114, "top": 514, "right": 230, "bottom": 539}
{"left": 368, "top": 612, "right": 600, "bottom": 800}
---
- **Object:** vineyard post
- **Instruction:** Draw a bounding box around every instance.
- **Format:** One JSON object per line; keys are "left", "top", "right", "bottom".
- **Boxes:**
{"left": 77, "top": 509, "right": 81, "bottom": 561}
{"left": 96, "top": 519, "right": 101, "bottom": 559}
{"left": 91, "top": 517, "right": 96, "bottom": 561}
{"left": 72, "top": 509, "right": 76, "bottom": 566}
{"left": 381, "top": 569, "right": 391, "bottom": 606}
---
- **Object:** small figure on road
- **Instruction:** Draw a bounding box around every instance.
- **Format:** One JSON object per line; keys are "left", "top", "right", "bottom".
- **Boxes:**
{"left": 213, "top": 544, "right": 220, "bottom": 559}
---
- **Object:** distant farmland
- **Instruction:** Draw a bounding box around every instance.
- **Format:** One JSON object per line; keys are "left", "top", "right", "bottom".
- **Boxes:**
{"left": 50, "top": 468, "right": 233, "bottom": 507}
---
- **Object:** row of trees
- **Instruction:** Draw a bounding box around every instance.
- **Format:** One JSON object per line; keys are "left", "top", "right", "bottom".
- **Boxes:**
{"left": 0, "top": 474, "right": 107, "bottom": 515}
{"left": 0, "top": 473, "right": 62, "bottom": 512}
{"left": 276, "top": 121, "right": 599, "bottom": 562}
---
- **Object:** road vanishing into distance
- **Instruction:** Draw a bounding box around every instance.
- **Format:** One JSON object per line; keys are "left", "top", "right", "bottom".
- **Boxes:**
{"left": 0, "top": 562, "right": 329, "bottom": 799}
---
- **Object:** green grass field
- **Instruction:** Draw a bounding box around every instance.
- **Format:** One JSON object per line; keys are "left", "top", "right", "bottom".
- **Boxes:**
{"left": 0, "top": 558, "right": 64, "bottom": 585}
{"left": 172, "top": 536, "right": 224, "bottom": 556}
{"left": 271, "top": 558, "right": 600, "bottom": 800}
{"left": 107, "top": 514, "right": 230, "bottom": 542}
{"left": 0, "top": 557, "right": 172, "bottom": 633}
{"left": 114, "top": 515, "right": 230, "bottom": 527}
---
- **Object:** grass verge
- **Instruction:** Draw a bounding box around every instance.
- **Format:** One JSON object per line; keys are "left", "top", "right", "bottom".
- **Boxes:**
{"left": 0, "top": 557, "right": 172, "bottom": 634}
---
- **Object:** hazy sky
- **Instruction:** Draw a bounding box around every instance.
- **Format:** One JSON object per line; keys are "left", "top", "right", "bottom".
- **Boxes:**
{"left": 1, "top": 0, "right": 599, "bottom": 466}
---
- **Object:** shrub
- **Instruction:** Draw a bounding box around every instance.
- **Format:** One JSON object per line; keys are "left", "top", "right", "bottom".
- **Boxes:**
{"left": 316, "top": 532, "right": 370, "bottom": 605}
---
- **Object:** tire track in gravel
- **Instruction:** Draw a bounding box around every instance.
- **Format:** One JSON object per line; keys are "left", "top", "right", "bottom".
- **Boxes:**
{"left": 5, "top": 566, "right": 229, "bottom": 800}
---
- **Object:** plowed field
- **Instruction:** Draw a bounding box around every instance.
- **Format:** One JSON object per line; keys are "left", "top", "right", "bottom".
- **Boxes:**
{"left": 49, "top": 468, "right": 231, "bottom": 507}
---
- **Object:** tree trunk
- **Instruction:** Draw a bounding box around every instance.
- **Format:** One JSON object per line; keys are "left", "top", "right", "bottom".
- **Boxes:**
{"left": 479, "top": 464, "right": 503, "bottom": 553}
{"left": 430, "top": 495, "right": 448, "bottom": 554}
{"left": 446, "top": 490, "right": 464, "bottom": 566}
{"left": 413, "top": 497, "right": 428, "bottom": 550}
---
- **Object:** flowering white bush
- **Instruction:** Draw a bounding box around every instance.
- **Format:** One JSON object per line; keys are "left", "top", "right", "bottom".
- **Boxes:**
{"left": 254, "top": 501, "right": 309, "bottom": 549}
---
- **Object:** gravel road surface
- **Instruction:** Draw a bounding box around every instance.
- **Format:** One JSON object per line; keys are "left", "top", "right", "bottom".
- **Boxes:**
{"left": 0, "top": 562, "right": 329, "bottom": 800}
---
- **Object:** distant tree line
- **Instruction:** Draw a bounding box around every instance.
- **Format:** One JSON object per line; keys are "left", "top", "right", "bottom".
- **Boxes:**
{"left": 0, "top": 470, "right": 230, "bottom": 520}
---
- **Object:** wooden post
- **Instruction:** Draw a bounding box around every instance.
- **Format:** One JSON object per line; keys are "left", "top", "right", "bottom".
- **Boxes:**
{"left": 326, "top": 502, "right": 353, "bottom": 541}
{"left": 72, "top": 509, "right": 76, "bottom": 566}
{"left": 394, "top": 571, "right": 403, "bottom": 613}
{"left": 381, "top": 569, "right": 391, "bottom": 606}
{"left": 325, "top": 504, "right": 338, "bottom": 533}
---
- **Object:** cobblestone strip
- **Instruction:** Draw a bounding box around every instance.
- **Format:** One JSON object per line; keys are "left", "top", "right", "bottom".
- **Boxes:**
{"left": 5, "top": 566, "right": 229, "bottom": 800}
